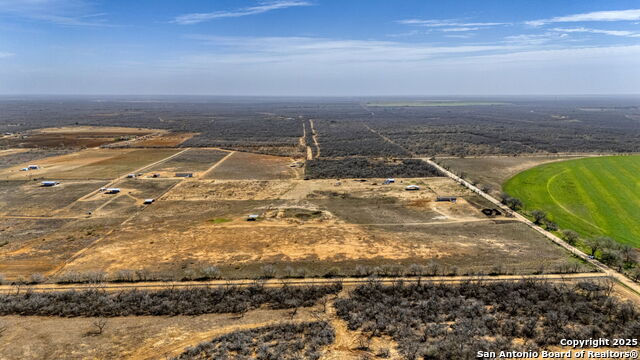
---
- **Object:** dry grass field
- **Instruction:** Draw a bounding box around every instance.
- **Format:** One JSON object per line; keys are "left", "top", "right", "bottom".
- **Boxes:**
{"left": 144, "top": 148, "right": 230, "bottom": 177}
{"left": 204, "top": 151, "right": 299, "bottom": 180}
{"left": 54, "top": 172, "right": 586, "bottom": 279}
{"left": 0, "top": 307, "right": 328, "bottom": 360}
{"left": 0, "top": 142, "right": 590, "bottom": 282}
{"left": 125, "top": 132, "right": 197, "bottom": 147}
{"left": 0, "top": 148, "right": 181, "bottom": 180}
{"left": 0, "top": 126, "right": 158, "bottom": 149}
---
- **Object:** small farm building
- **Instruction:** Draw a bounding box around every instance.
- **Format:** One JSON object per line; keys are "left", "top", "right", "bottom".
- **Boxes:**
{"left": 41, "top": 181, "right": 59, "bottom": 187}
{"left": 436, "top": 196, "right": 457, "bottom": 202}
{"left": 176, "top": 173, "right": 193, "bottom": 178}
{"left": 405, "top": 185, "right": 420, "bottom": 191}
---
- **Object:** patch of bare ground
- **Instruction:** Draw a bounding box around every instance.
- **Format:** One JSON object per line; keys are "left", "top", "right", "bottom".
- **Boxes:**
{"left": 0, "top": 180, "right": 107, "bottom": 216}
{"left": 143, "top": 148, "right": 229, "bottom": 175}
{"left": 163, "top": 179, "right": 295, "bottom": 201}
{"left": 205, "top": 151, "right": 298, "bottom": 180}
{"left": 123, "top": 132, "right": 196, "bottom": 148}
{"left": 0, "top": 307, "right": 320, "bottom": 360}
{"left": 0, "top": 148, "right": 180, "bottom": 180}
{"left": 0, "top": 126, "right": 160, "bottom": 149}
{"left": 0, "top": 217, "right": 124, "bottom": 279}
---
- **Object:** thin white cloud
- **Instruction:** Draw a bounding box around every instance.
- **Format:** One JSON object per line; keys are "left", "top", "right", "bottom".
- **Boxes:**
{"left": 527, "top": 9, "right": 640, "bottom": 26}
{"left": 398, "top": 19, "right": 507, "bottom": 27}
{"left": 0, "top": 0, "right": 110, "bottom": 26}
{"left": 551, "top": 27, "right": 640, "bottom": 38}
{"left": 445, "top": 34, "right": 474, "bottom": 39}
{"left": 0, "top": 52, "right": 15, "bottom": 58}
{"left": 440, "top": 27, "right": 480, "bottom": 32}
{"left": 504, "top": 33, "right": 568, "bottom": 45}
{"left": 173, "top": 1, "right": 312, "bottom": 25}
{"left": 181, "top": 35, "right": 526, "bottom": 66}
{"left": 455, "top": 44, "right": 640, "bottom": 66}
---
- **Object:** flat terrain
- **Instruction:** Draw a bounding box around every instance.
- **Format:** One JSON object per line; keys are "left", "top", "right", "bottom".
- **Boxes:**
{"left": 504, "top": 155, "right": 640, "bottom": 247}
{"left": 0, "top": 126, "right": 158, "bottom": 148}
{"left": 204, "top": 151, "right": 299, "bottom": 180}
{"left": 0, "top": 95, "right": 638, "bottom": 359}
{"left": 0, "top": 148, "right": 180, "bottom": 180}
{"left": 438, "top": 155, "right": 590, "bottom": 196}
{"left": 0, "top": 277, "right": 635, "bottom": 360}
{"left": 366, "top": 101, "right": 506, "bottom": 107}
{"left": 0, "top": 141, "right": 586, "bottom": 280}
{"left": 144, "top": 148, "right": 229, "bottom": 176}
{"left": 56, "top": 174, "right": 585, "bottom": 279}
{"left": 0, "top": 149, "right": 72, "bottom": 169}
{"left": 124, "top": 132, "right": 196, "bottom": 147}
{"left": 0, "top": 307, "right": 324, "bottom": 360}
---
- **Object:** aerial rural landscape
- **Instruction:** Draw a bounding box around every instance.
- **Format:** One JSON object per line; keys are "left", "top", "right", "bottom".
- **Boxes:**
{"left": 1, "top": 0, "right": 640, "bottom": 359}
{"left": 0, "top": 96, "right": 638, "bottom": 359}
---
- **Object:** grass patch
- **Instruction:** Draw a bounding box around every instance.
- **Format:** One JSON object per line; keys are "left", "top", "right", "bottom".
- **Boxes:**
{"left": 208, "top": 218, "right": 232, "bottom": 224}
{"left": 504, "top": 155, "right": 640, "bottom": 247}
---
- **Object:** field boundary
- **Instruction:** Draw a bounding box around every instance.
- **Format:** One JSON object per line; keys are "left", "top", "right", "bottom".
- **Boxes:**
{"left": 426, "top": 158, "right": 640, "bottom": 295}
{"left": 75, "top": 148, "right": 189, "bottom": 202}
{"left": 0, "top": 273, "right": 610, "bottom": 294}
{"left": 200, "top": 150, "right": 236, "bottom": 178}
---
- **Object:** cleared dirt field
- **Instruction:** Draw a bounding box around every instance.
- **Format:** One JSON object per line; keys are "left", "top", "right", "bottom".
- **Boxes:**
{"left": 0, "top": 146, "right": 588, "bottom": 281}
{"left": 124, "top": 132, "right": 196, "bottom": 148}
{"left": 0, "top": 126, "right": 158, "bottom": 148}
{"left": 164, "top": 180, "right": 294, "bottom": 201}
{"left": 144, "top": 148, "right": 229, "bottom": 176}
{"left": 205, "top": 151, "right": 298, "bottom": 180}
{"left": 0, "top": 148, "right": 180, "bottom": 180}
{"left": 0, "top": 180, "right": 107, "bottom": 216}
{"left": 0, "top": 307, "right": 325, "bottom": 360}
{"left": 62, "top": 217, "right": 584, "bottom": 278}
{"left": 0, "top": 149, "right": 72, "bottom": 169}
{"left": 437, "top": 155, "right": 590, "bottom": 196}
{"left": 58, "top": 175, "right": 582, "bottom": 278}
{"left": 0, "top": 217, "right": 124, "bottom": 278}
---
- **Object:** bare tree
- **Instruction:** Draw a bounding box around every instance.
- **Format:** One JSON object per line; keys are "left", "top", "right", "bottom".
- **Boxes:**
{"left": 87, "top": 318, "right": 108, "bottom": 336}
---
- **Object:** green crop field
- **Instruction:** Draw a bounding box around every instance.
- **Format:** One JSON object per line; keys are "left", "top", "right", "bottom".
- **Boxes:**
{"left": 504, "top": 155, "right": 640, "bottom": 247}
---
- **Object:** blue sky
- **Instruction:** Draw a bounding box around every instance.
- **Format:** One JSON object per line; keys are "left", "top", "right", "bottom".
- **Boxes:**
{"left": 0, "top": 0, "right": 639, "bottom": 95}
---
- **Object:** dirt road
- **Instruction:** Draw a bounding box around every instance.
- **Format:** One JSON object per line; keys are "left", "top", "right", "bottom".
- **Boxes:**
{"left": 0, "top": 273, "right": 610, "bottom": 294}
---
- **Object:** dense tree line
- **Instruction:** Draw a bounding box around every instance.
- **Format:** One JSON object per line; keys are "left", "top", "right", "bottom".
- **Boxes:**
{"left": 0, "top": 283, "right": 342, "bottom": 317}
{"left": 174, "top": 321, "right": 334, "bottom": 360}
{"left": 305, "top": 158, "right": 442, "bottom": 179}
{"left": 2, "top": 98, "right": 639, "bottom": 156}
{"left": 334, "top": 280, "right": 639, "bottom": 360}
